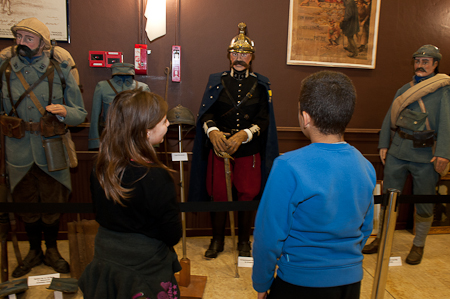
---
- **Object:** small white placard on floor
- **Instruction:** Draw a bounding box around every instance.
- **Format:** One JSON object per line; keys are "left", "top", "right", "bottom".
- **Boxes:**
{"left": 8, "top": 294, "right": 17, "bottom": 299}
{"left": 389, "top": 256, "right": 402, "bottom": 266}
{"left": 54, "top": 291, "right": 63, "bottom": 299}
{"left": 28, "top": 273, "right": 60, "bottom": 286}
{"left": 238, "top": 256, "right": 254, "bottom": 267}
{"left": 171, "top": 152, "right": 188, "bottom": 162}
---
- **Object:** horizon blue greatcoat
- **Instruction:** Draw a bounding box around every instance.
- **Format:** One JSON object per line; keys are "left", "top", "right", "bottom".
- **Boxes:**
{"left": 0, "top": 54, "right": 87, "bottom": 192}
{"left": 379, "top": 74, "right": 450, "bottom": 218}
{"left": 188, "top": 71, "right": 279, "bottom": 202}
{"left": 88, "top": 76, "right": 150, "bottom": 149}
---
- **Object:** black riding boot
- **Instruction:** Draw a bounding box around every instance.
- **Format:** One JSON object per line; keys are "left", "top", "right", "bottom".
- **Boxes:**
{"left": 238, "top": 211, "right": 253, "bottom": 257}
{"left": 205, "top": 212, "right": 227, "bottom": 258}
{"left": 42, "top": 220, "right": 70, "bottom": 273}
{"left": 12, "top": 220, "right": 44, "bottom": 277}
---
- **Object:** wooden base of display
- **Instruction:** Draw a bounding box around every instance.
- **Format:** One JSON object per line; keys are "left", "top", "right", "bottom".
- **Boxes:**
{"left": 174, "top": 273, "right": 207, "bottom": 299}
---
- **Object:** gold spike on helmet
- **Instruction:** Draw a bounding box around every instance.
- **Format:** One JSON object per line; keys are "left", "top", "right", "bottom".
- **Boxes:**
{"left": 228, "top": 22, "right": 255, "bottom": 54}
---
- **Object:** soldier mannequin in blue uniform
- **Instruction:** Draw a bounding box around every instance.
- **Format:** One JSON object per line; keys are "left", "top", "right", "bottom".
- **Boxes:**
{"left": 363, "top": 45, "right": 450, "bottom": 265}
{"left": 0, "top": 18, "right": 87, "bottom": 277}
{"left": 88, "top": 63, "right": 150, "bottom": 149}
{"left": 189, "top": 23, "right": 279, "bottom": 259}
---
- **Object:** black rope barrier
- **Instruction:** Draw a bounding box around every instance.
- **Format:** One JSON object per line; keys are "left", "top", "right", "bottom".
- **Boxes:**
{"left": 1, "top": 195, "right": 450, "bottom": 214}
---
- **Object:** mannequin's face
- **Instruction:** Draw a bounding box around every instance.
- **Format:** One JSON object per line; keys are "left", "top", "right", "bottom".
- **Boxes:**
{"left": 230, "top": 52, "right": 252, "bottom": 71}
{"left": 414, "top": 57, "right": 437, "bottom": 77}
{"left": 15, "top": 30, "right": 44, "bottom": 58}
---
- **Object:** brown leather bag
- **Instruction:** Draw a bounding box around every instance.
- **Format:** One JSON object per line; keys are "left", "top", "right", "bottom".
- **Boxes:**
{"left": 40, "top": 113, "right": 66, "bottom": 137}
{"left": 0, "top": 115, "right": 25, "bottom": 139}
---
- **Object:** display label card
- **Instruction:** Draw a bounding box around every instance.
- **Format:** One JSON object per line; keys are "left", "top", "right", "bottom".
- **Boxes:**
{"left": 238, "top": 256, "right": 254, "bottom": 268}
{"left": 28, "top": 273, "right": 60, "bottom": 286}
{"left": 389, "top": 256, "right": 402, "bottom": 266}
{"left": 171, "top": 153, "right": 188, "bottom": 162}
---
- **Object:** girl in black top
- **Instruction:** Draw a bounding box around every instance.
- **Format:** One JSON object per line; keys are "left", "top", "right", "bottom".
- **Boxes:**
{"left": 79, "top": 90, "right": 182, "bottom": 299}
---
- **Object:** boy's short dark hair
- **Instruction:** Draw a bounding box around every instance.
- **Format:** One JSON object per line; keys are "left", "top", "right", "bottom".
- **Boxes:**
{"left": 299, "top": 70, "right": 356, "bottom": 135}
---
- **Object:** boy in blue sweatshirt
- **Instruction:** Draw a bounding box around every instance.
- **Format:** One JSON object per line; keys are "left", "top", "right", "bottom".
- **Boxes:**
{"left": 252, "top": 71, "right": 376, "bottom": 299}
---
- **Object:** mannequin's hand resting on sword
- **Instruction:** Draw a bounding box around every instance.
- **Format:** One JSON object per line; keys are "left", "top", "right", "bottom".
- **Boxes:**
{"left": 209, "top": 130, "right": 230, "bottom": 153}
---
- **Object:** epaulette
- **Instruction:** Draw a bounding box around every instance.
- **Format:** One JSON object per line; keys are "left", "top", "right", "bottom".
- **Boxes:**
{"left": 250, "top": 72, "right": 257, "bottom": 78}
{"left": 221, "top": 71, "right": 228, "bottom": 77}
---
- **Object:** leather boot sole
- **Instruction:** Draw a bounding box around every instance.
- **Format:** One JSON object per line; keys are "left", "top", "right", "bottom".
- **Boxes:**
{"left": 205, "top": 240, "right": 224, "bottom": 259}
{"left": 44, "top": 248, "right": 70, "bottom": 273}
{"left": 362, "top": 239, "right": 379, "bottom": 254}
{"left": 238, "top": 242, "right": 252, "bottom": 257}
{"left": 12, "top": 250, "right": 44, "bottom": 278}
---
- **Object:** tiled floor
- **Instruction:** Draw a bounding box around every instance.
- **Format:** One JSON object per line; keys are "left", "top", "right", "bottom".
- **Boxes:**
{"left": 2, "top": 230, "right": 449, "bottom": 298}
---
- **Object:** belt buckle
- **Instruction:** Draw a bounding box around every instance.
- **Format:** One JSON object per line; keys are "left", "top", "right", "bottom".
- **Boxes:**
{"left": 28, "top": 121, "right": 37, "bottom": 135}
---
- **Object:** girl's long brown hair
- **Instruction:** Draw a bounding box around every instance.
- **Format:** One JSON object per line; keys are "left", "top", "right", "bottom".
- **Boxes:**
{"left": 95, "top": 90, "right": 169, "bottom": 206}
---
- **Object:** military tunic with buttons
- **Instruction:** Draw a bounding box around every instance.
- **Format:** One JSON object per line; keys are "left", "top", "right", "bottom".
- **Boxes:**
{"left": 88, "top": 76, "right": 150, "bottom": 149}
{"left": 200, "top": 71, "right": 269, "bottom": 158}
{"left": 379, "top": 76, "right": 450, "bottom": 163}
{"left": 0, "top": 54, "right": 87, "bottom": 192}
{"left": 379, "top": 74, "right": 450, "bottom": 218}
{"left": 189, "top": 71, "right": 279, "bottom": 202}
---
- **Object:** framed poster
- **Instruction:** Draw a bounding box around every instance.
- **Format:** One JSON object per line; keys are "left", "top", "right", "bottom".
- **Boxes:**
{"left": 0, "top": 0, "right": 69, "bottom": 42}
{"left": 287, "top": 0, "right": 381, "bottom": 69}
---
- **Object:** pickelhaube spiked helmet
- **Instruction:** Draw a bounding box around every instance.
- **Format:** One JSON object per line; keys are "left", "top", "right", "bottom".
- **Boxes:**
{"left": 228, "top": 22, "right": 255, "bottom": 54}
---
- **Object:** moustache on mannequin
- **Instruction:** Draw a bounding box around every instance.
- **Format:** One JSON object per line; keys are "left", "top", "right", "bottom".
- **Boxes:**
{"left": 415, "top": 67, "right": 426, "bottom": 73}
{"left": 16, "top": 44, "right": 40, "bottom": 58}
{"left": 232, "top": 60, "right": 249, "bottom": 69}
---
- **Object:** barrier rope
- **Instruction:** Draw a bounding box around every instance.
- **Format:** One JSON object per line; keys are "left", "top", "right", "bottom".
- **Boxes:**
{"left": 1, "top": 195, "right": 450, "bottom": 214}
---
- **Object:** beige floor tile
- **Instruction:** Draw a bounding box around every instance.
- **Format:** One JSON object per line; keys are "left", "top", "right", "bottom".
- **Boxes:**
{"left": 2, "top": 230, "right": 449, "bottom": 298}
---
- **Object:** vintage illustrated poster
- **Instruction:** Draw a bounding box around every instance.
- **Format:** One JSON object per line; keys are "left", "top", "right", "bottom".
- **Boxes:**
{"left": 287, "top": 0, "right": 381, "bottom": 69}
{"left": 0, "top": 0, "right": 68, "bottom": 42}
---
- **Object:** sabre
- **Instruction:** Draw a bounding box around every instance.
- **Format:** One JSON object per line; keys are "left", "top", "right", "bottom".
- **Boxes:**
{"left": 214, "top": 149, "right": 239, "bottom": 278}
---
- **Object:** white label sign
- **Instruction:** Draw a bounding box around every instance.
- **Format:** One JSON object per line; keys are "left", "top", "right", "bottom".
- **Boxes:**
{"left": 171, "top": 153, "right": 188, "bottom": 162}
{"left": 28, "top": 273, "right": 60, "bottom": 286}
{"left": 238, "top": 256, "right": 254, "bottom": 268}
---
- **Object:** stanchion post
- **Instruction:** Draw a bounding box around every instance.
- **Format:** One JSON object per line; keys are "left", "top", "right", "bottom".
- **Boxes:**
{"left": 371, "top": 188, "right": 401, "bottom": 299}
{"left": 177, "top": 124, "right": 191, "bottom": 287}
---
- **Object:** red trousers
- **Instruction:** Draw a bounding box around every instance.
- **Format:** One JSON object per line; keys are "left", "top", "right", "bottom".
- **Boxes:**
{"left": 206, "top": 150, "right": 261, "bottom": 202}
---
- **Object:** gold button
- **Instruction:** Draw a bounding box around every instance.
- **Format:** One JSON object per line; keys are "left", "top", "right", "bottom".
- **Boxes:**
{"left": 414, "top": 121, "right": 418, "bottom": 124}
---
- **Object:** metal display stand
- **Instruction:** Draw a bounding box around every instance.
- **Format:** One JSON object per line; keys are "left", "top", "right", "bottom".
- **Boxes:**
{"left": 371, "top": 188, "right": 401, "bottom": 299}
{"left": 170, "top": 119, "right": 207, "bottom": 299}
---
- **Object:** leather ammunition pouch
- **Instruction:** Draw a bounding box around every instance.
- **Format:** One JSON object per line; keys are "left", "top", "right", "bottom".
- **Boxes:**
{"left": 412, "top": 130, "right": 435, "bottom": 148}
{"left": 0, "top": 115, "right": 25, "bottom": 139}
{"left": 40, "top": 113, "right": 66, "bottom": 137}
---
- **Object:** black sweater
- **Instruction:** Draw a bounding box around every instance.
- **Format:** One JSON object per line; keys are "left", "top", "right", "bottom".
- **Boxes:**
{"left": 90, "top": 163, "right": 182, "bottom": 247}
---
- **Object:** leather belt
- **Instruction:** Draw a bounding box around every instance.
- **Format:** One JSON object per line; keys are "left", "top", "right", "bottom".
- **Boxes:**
{"left": 397, "top": 130, "right": 414, "bottom": 140}
{"left": 23, "top": 122, "right": 40, "bottom": 132}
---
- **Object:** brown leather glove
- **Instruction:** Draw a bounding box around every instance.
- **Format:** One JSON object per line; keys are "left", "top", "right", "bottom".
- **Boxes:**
{"left": 209, "top": 130, "right": 230, "bottom": 153}
{"left": 226, "top": 131, "right": 248, "bottom": 155}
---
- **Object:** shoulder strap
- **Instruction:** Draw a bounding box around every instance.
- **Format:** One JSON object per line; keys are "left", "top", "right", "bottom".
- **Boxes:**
{"left": 0, "top": 58, "right": 11, "bottom": 114}
{"left": 14, "top": 62, "right": 55, "bottom": 116}
{"left": 220, "top": 78, "right": 258, "bottom": 118}
{"left": 106, "top": 79, "right": 119, "bottom": 95}
{"left": 5, "top": 63, "right": 16, "bottom": 117}
{"left": 417, "top": 98, "right": 431, "bottom": 131}
{"left": 390, "top": 74, "right": 450, "bottom": 129}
